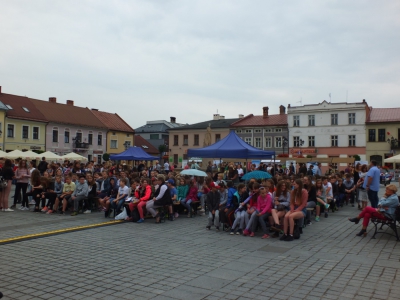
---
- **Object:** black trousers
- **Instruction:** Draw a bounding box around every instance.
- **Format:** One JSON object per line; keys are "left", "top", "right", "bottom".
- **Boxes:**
{"left": 13, "top": 182, "right": 28, "bottom": 207}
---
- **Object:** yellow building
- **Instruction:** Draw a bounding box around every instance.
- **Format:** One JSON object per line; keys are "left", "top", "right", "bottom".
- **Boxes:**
{"left": 0, "top": 102, "right": 7, "bottom": 151}
{"left": 366, "top": 107, "right": 400, "bottom": 167}
{"left": 90, "top": 109, "right": 135, "bottom": 155}
{"left": 0, "top": 90, "right": 47, "bottom": 152}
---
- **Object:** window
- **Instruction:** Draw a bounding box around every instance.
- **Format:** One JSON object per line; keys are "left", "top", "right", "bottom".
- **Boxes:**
{"left": 194, "top": 134, "right": 199, "bottom": 146}
{"left": 7, "top": 124, "right": 14, "bottom": 137}
{"left": 5, "top": 104, "right": 12, "bottom": 109}
{"left": 265, "top": 137, "right": 272, "bottom": 148}
{"left": 245, "top": 129, "right": 252, "bottom": 133}
{"left": 275, "top": 128, "right": 282, "bottom": 132}
{"left": 265, "top": 129, "right": 272, "bottom": 133}
{"left": 308, "top": 115, "right": 315, "bottom": 126}
{"left": 368, "top": 129, "right": 376, "bottom": 142}
{"left": 378, "top": 129, "right": 386, "bottom": 142}
{"left": 215, "top": 134, "right": 221, "bottom": 142}
{"left": 331, "top": 135, "right": 338, "bottom": 147}
{"left": 183, "top": 135, "right": 188, "bottom": 145}
{"left": 236, "top": 130, "right": 242, "bottom": 133}
{"left": 97, "top": 155, "right": 102, "bottom": 163}
{"left": 308, "top": 136, "right": 315, "bottom": 147}
{"left": 149, "top": 134, "right": 159, "bottom": 140}
{"left": 76, "top": 132, "right": 82, "bottom": 142}
{"left": 244, "top": 137, "right": 252, "bottom": 145}
{"left": 349, "top": 135, "right": 356, "bottom": 146}
{"left": 348, "top": 113, "right": 356, "bottom": 124}
{"left": 127, "top": 134, "right": 130, "bottom": 137}
{"left": 22, "top": 125, "right": 29, "bottom": 139}
{"left": 88, "top": 155, "right": 92, "bottom": 162}
{"left": 331, "top": 114, "right": 338, "bottom": 125}
{"left": 275, "top": 137, "right": 282, "bottom": 148}
{"left": 22, "top": 107, "right": 30, "bottom": 112}
{"left": 97, "top": 134, "right": 102, "bottom": 145}
{"left": 110, "top": 140, "right": 118, "bottom": 149}
{"left": 53, "top": 129, "right": 58, "bottom": 142}
{"left": 293, "top": 136, "right": 300, "bottom": 147}
{"left": 173, "top": 135, "right": 178, "bottom": 146}
{"left": 88, "top": 133, "right": 93, "bottom": 145}
{"left": 112, "top": 132, "right": 116, "bottom": 135}
{"left": 255, "top": 137, "right": 261, "bottom": 148}
{"left": 32, "top": 127, "right": 39, "bottom": 139}
{"left": 255, "top": 129, "right": 261, "bottom": 133}
{"left": 65, "top": 131, "right": 70, "bottom": 143}
{"left": 293, "top": 115, "right": 300, "bottom": 127}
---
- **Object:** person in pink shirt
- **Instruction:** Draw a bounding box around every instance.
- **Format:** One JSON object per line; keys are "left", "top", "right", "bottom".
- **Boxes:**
{"left": 180, "top": 179, "right": 198, "bottom": 217}
{"left": 281, "top": 179, "right": 308, "bottom": 241}
{"left": 255, "top": 187, "right": 273, "bottom": 239}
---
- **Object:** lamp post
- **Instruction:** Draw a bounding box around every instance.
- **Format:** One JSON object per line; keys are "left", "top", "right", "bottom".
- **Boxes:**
{"left": 123, "top": 141, "right": 130, "bottom": 150}
{"left": 387, "top": 137, "right": 398, "bottom": 153}
{"left": 296, "top": 139, "right": 305, "bottom": 155}
{"left": 282, "top": 136, "right": 288, "bottom": 154}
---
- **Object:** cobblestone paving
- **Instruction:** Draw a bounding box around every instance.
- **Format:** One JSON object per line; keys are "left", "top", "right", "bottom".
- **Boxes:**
{"left": 1, "top": 185, "right": 400, "bottom": 300}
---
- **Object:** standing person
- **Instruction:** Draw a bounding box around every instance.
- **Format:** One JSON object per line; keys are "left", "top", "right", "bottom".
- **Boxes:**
{"left": 205, "top": 183, "right": 221, "bottom": 231}
{"left": 164, "top": 161, "right": 170, "bottom": 174}
{"left": 363, "top": 160, "right": 381, "bottom": 208}
{"left": 357, "top": 164, "right": 369, "bottom": 210}
{"left": 314, "top": 163, "right": 322, "bottom": 176}
{"left": 11, "top": 160, "right": 30, "bottom": 210}
{"left": 0, "top": 159, "right": 15, "bottom": 211}
{"left": 37, "top": 157, "right": 47, "bottom": 175}
{"left": 299, "top": 163, "right": 307, "bottom": 175}
{"left": 306, "top": 165, "right": 314, "bottom": 176}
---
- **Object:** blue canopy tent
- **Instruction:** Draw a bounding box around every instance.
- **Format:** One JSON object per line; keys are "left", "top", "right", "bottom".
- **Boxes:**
{"left": 187, "top": 131, "right": 275, "bottom": 159}
{"left": 110, "top": 146, "right": 158, "bottom": 161}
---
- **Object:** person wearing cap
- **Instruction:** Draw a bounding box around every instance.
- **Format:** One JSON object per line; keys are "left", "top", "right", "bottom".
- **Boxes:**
{"left": 206, "top": 182, "right": 221, "bottom": 231}
{"left": 167, "top": 179, "right": 177, "bottom": 221}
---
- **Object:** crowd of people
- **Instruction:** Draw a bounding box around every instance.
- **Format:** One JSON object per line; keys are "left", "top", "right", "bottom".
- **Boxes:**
{"left": 0, "top": 157, "right": 398, "bottom": 241}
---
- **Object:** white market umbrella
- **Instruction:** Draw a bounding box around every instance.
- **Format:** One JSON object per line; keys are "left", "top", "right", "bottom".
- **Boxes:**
{"left": 62, "top": 152, "right": 88, "bottom": 161}
{"left": 180, "top": 169, "right": 208, "bottom": 177}
{"left": 20, "top": 150, "right": 41, "bottom": 160}
{"left": 0, "top": 150, "right": 7, "bottom": 158}
{"left": 384, "top": 154, "right": 400, "bottom": 163}
{"left": 4, "top": 149, "right": 25, "bottom": 159}
{"left": 41, "top": 151, "right": 63, "bottom": 161}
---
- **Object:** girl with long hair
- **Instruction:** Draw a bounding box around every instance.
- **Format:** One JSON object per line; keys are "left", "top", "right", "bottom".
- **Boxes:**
{"left": 1, "top": 159, "right": 15, "bottom": 211}
{"left": 11, "top": 160, "right": 30, "bottom": 210}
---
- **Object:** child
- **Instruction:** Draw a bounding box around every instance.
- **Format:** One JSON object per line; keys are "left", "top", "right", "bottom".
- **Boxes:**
{"left": 243, "top": 182, "right": 260, "bottom": 237}
{"left": 107, "top": 178, "right": 128, "bottom": 216}
{"left": 180, "top": 179, "right": 198, "bottom": 217}
{"left": 175, "top": 178, "right": 188, "bottom": 218}
{"left": 315, "top": 179, "right": 328, "bottom": 222}
{"left": 255, "top": 187, "right": 273, "bottom": 239}
{"left": 223, "top": 181, "right": 237, "bottom": 228}
{"left": 59, "top": 176, "right": 76, "bottom": 215}
{"left": 206, "top": 183, "right": 221, "bottom": 231}
{"left": 230, "top": 183, "right": 250, "bottom": 235}
{"left": 69, "top": 175, "right": 89, "bottom": 216}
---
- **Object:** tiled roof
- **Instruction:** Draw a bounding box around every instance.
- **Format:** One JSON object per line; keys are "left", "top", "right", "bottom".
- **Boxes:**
{"left": 134, "top": 135, "right": 159, "bottom": 155}
{"left": 0, "top": 93, "right": 48, "bottom": 122}
{"left": 30, "top": 99, "right": 107, "bottom": 129}
{"left": 168, "top": 118, "right": 239, "bottom": 131}
{"left": 230, "top": 114, "right": 287, "bottom": 127}
{"left": 90, "top": 109, "right": 135, "bottom": 133}
{"left": 367, "top": 108, "right": 400, "bottom": 123}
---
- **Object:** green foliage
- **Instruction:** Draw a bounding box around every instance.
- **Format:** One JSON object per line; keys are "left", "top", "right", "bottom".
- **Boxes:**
{"left": 103, "top": 153, "right": 110, "bottom": 161}
{"left": 353, "top": 154, "right": 361, "bottom": 162}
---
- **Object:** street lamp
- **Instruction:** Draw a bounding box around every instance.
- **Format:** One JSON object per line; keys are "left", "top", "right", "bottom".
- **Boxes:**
{"left": 387, "top": 137, "right": 398, "bottom": 151}
{"left": 282, "top": 136, "right": 288, "bottom": 154}
{"left": 123, "top": 141, "right": 130, "bottom": 150}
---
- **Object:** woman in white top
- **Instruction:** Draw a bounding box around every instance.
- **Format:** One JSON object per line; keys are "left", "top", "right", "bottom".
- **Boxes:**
{"left": 357, "top": 164, "right": 369, "bottom": 210}
{"left": 237, "top": 164, "right": 244, "bottom": 181}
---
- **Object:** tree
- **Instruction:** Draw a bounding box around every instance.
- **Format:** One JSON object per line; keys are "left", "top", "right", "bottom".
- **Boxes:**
{"left": 353, "top": 154, "right": 361, "bottom": 162}
{"left": 158, "top": 145, "right": 167, "bottom": 160}
{"left": 103, "top": 153, "right": 110, "bottom": 161}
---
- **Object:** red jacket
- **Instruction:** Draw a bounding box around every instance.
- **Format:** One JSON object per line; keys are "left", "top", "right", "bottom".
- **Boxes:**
{"left": 185, "top": 186, "right": 198, "bottom": 201}
{"left": 136, "top": 185, "right": 152, "bottom": 202}
{"left": 256, "top": 193, "right": 272, "bottom": 215}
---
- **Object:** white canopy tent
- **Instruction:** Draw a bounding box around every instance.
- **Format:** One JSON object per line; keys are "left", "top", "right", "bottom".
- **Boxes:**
{"left": 0, "top": 150, "right": 8, "bottom": 158}
{"left": 41, "top": 151, "right": 63, "bottom": 161}
{"left": 3, "top": 149, "right": 25, "bottom": 159}
{"left": 61, "top": 152, "right": 88, "bottom": 161}
{"left": 20, "top": 150, "right": 41, "bottom": 160}
{"left": 384, "top": 154, "right": 400, "bottom": 163}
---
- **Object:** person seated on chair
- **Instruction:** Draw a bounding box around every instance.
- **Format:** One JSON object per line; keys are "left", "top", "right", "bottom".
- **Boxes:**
{"left": 271, "top": 180, "right": 291, "bottom": 237}
{"left": 83, "top": 173, "right": 97, "bottom": 214}
{"left": 68, "top": 175, "right": 88, "bottom": 216}
{"left": 280, "top": 179, "right": 308, "bottom": 242}
{"left": 146, "top": 174, "right": 172, "bottom": 223}
{"left": 59, "top": 175, "right": 75, "bottom": 215}
{"left": 348, "top": 184, "right": 399, "bottom": 237}
{"left": 47, "top": 175, "right": 64, "bottom": 214}
{"left": 220, "top": 181, "right": 237, "bottom": 228}
{"left": 174, "top": 178, "right": 188, "bottom": 218}
{"left": 315, "top": 179, "right": 329, "bottom": 222}
{"left": 180, "top": 179, "right": 198, "bottom": 217}
{"left": 343, "top": 173, "right": 355, "bottom": 206}
{"left": 126, "top": 179, "right": 149, "bottom": 222}
{"left": 166, "top": 179, "right": 177, "bottom": 221}
{"left": 107, "top": 178, "right": 129, "bottom": 216}
{"left": 100, "top": 178, "right": 118, "bottom": 214}
{"left": 230, "top": 183, "right": 250, "bottom": 235}
{"left": 206, "top": 182, "right": 221, "bottom": 231}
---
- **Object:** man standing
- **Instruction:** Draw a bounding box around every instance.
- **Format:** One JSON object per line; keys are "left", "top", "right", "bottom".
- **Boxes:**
{"left": 164, "top": 161, "right": 170, "bottom": 174}
{"left": 314, "top": 163, "right": 322, "bottom": 176}
{"left": 37, "top": 157, "right": 47, "bottom": 175}
{"left": 363, "top": 160, "right": 381, "bottom": 208}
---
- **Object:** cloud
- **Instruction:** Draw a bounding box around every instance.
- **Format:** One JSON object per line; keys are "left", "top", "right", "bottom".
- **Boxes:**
{"left": 1, "top": 0, "right": 399, "bottom": 128}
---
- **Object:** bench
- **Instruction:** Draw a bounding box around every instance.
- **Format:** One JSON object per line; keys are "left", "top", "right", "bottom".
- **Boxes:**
{"left": 371, "top": 203, "right": 400, "bottom": 241}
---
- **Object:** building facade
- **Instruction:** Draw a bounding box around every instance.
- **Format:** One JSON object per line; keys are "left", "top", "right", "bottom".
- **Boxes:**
{"left": 0, "top": 100, "right": 8, "bottom": 151}
{"left": 31, "top": 98, "right": 108, "bottom": 162}
{"left": 287, "top": 100, "right": 369, "bottom": 163}
{"left": 366, "top": 108, "right": 400, "bottom": 167}
{"left": 168, "top": 114, "right": 239, "bottom": 166}
{"left": 90, "top": 109, "right": 135, "bottom": 156}
{"left": 230, "top": 106, "right": 288, "bottom": 156}
{"left": 0, "top": 89, "right": 47, "bottom": 152}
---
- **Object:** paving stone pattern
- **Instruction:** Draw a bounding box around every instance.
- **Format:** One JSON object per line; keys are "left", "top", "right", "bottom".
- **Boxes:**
{"left": 1, "top": 185, "right": 400, "bottom": 300}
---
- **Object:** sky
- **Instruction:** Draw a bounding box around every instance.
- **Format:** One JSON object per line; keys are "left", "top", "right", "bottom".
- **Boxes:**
{"left": 1, "top": 0, "right": 399, "bottom": 129}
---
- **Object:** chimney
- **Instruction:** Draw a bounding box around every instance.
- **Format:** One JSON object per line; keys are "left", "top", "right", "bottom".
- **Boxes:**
{"left": 239, "top": 114, "right": 244, "bottom": 119}
{"left": 91, "top": 108, "right": 99, "bottom": 111}
{"left": 170, "top": 116, "right": 176, "bottom": 123}
{"left": 220, "top": 116, "right": 225, "bottom": 119}
{"left": 66, "top": 100, "right": 74, "bottom": 106}
{"left": 263, "top": 107, "right": 269, "bottom": 118}
{"left": 288, "top": 104, "right": 291, "bottom": 108}
{"left": 362, "top": 99, "right": 366, "bottom": 103}
{"left": 279, "top": 105, "right": 286, "bottom": 114}
{"left": 49, "top": 97, "right": 57, "bottom": 103}
{"left": 213, "top": 114, "right": 220, "bottom": 120}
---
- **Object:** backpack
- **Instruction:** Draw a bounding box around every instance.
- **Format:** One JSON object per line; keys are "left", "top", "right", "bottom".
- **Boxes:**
{"left": 293, "top": 224, "right": 301, "bottom": 239}
{"left": 131, "top": 208, "right": 140, "bottom": 222}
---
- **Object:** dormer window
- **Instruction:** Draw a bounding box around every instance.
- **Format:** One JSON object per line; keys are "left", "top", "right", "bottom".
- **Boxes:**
{"left": 22, "top": 107, "right": 30, "bottom": 112}
{"left": 6, "top": 104, "right": 12, "bottom": 109}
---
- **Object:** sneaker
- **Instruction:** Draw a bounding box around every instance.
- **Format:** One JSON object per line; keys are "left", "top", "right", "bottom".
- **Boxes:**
{"left": 187, "top": 213, "right": 191, "bottom": 218}
{"left": 83, "top": 210, "right": 91, "bottom": 214}
{"left": 29, "top": 200, "right": 36, "bottom": 205}
{"left": 249, "top": 232, "right": 255, "bottom": 237}
{"left": 174, "top": 212, "right": 179, "bottom": 218}
{"left": 19, "top": 206, "right": 24, "bottom": 210}
{"left": 325, "top": 203, "right": 330, "bottom": 209}
{"left": 4, "top": 208, "right": 14, "bottom": 212}
{"left": 230, "top": 229, "right": 235, "bottom": 235}
{"left": 22, "top": 207, "right": 30, "bottom": 211}
{"left": 199, "top": 209, "right": 205, "bottom": 213}
{"left": 46, "top": 210, "right": 53, "bottom": 214}
{"left": 284, "top": 235, "right": 294, "bottom": 241}
{"left": 41, "top": 207, "right": 48, "bottom": 212}
{"left": 262, "top": 234, "right": 270, "bottom": 239}
{"left": 137, "top": 218, "right": 144, "bottom": 223}
{"left": 237, "top": 229, "right": 242, "bottom": 235}
{"left": 242, "top": 229, "right": 250, "bottom": 236}
{"left": 71, "top": 211, "right": 78, "bottom": 216}
{"left": 206, "top": 226, "right": 211, "bottom": 230}
{"left": 324, "top": 212, "right": 328, "bottom": 218}
{"left": 271, "top": 225, "right": 283, "bottom": 232}
{"left": 279, "top": 234, "right": 287, "bottom": 241}
{"left": 315, "top": 216, "right": 320, "bottom": 222}
{"left": 216, "top": 227, "right": 220, "bottom": 232}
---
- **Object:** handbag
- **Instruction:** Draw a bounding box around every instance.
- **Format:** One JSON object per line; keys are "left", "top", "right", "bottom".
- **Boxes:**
{"left": 276, "top": 204, "right": 286, "bottom": 211}
{"left": 0, "top": 179, "right": 7, "bottom": 190}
